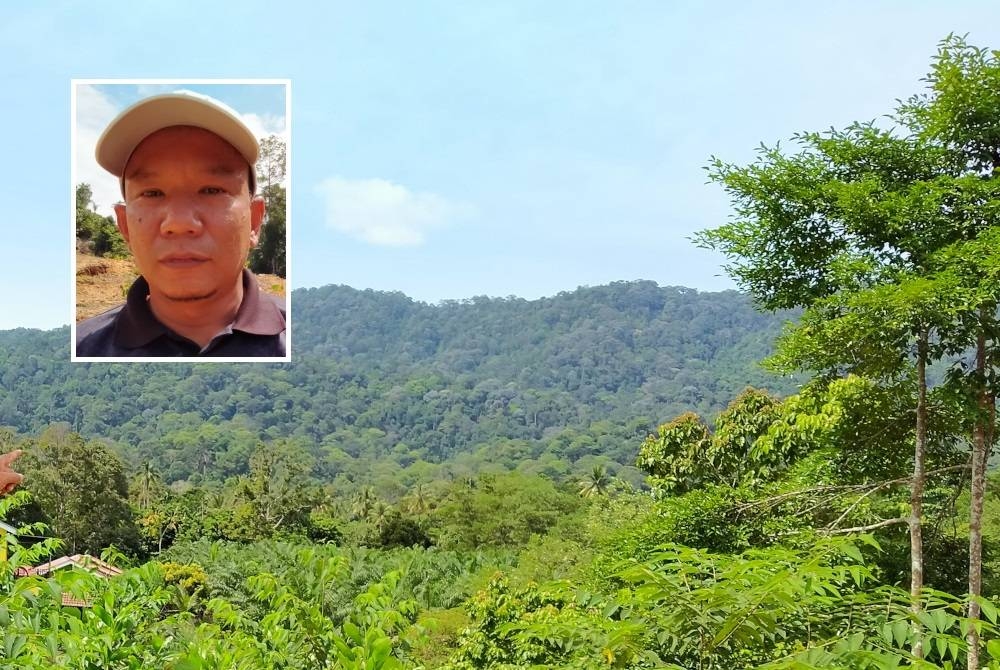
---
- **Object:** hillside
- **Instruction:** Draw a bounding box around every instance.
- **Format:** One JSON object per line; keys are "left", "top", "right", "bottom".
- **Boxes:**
{"left": 1, "top": 280, "right": 796, "bottom": 486}
{"left": 75, "top": 252, "right": 286, "bottom": 321}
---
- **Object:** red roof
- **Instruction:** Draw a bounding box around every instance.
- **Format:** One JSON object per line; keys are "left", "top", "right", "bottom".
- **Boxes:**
{"left": 60, "top": 594, "right": 91, "bottom": 608}
{"left": 14, "top": 555, "right": 124, "bottom": 608}
{"left": 20, "top": 554, "right": 123, "bottom": 578}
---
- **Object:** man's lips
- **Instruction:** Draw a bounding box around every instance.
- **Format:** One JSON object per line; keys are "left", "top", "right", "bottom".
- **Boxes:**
{"left": 159, "top": 254, "right": 210, "bottom": 268}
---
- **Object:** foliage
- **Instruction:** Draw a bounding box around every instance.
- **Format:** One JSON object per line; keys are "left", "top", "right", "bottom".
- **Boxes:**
{"left": 431, "top": 472, "right": 583, "bottom": 550}
{"left": 75, "top": 183, "right": 128, "bottom": 258}
{"left": 159, "top": 561, "right": 209, "bottom": 600}
{"left": 248, "top": 135, "right": 287, "bottom": 277}
{"left": 578, "top": 464, "right": 612, "bottom": 498}
{"left": 16, "top": 425, "right": 139, "bottom": 555}
{"left": 616, "top": 536, "right": 1000, "bottom": 669}
{"left": 696, "top": 35, "right": 1000, "bottom": 666}
{"left": 160, "top": 539, "right": 517, "bottom": 614}
{"left": 236, "top": 439, "right": 317, "bottom": 536}
{"left": 712, "top": 387, "right": 783, "bottom": 485}
{"left": 375, "top": 514, "right": 433, "bottom": 549}
{"left": 636, "top": 387, "right": 799, "bottom": 494}
{"left": 0, "top": 280, "right": 795, "bottom": 493}
{"left": 444, "top": 572, "right": 653, "bottom": 669}
{"left": 636, "top": 412, "right": 712, "bottom": 493}
{"left": 0, "top": 515, "right": 422, "bottom": 669}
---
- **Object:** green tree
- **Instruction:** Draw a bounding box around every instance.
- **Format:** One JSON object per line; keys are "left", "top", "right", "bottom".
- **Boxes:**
{"left": 18, "top": 425, "right": 138, "bottom": 554}
{"left": 433, "top": 473, "right": 582, "bottom": 550}
{"left": 710, "top": 387, "right": 783, "bottom": 486}
{"left": 403, "top": 482, "right": 431, "bottom": 515}
{"left": 130, "top": 460, "right": 165, "bottom": 511}
{"left": 896, "top": 37, "right": 1000, "bottom": 666}
{"left": 249, "top": 135, "right": 287, "bottom": 277}
{"left": 352, "top": 485, "right": 377, "bottom": 521}
{"left": 236, "top": 439, "right": 316, "bottom": 536}
{"left": 635, "top": 412, "right": 712, "bottom": 494}
{"left": 578, "top": 464, "right": 612, "bottom": 498}
{"left": 75, "top": 182, "right": 128, "bottom": 258}
{"left": 697, "top": 35, "right": 1000, "bottom": 661}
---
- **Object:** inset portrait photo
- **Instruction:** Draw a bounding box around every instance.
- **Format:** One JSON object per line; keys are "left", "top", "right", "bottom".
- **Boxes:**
{"left": 71, "top": 80, "right": 291, "bottom": 361}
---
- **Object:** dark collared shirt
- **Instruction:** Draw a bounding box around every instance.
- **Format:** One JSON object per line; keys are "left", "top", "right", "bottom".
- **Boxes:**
{"left": 75, "top": 270, "right": 286, "bottom": 358}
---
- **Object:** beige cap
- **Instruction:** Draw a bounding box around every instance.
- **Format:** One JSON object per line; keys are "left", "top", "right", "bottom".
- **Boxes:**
{"left": 95, "top": 90, "right": 259, "bottom": 189}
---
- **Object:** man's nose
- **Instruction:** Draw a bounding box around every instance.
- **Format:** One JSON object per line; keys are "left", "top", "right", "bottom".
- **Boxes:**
{"left": 160, "top": 197, "right": 205, "bottom": 236}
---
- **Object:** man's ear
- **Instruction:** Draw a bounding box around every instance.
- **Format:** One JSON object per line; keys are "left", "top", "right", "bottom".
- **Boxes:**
{"left": 113, "top": 203, "right": 130, "bottom": 244}
{"left": 249, "top": 195, "right": 265, "bottom": 246}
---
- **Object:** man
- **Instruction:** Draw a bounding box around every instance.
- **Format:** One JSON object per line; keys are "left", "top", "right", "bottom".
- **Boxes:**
{"left": 75, "top": 91, "right": 286, "bottom": 357}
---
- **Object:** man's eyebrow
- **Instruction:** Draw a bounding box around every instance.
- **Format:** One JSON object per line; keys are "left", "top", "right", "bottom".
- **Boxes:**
{"left": 124, "top": 164, "right": 243, "bottom": 182}
{"left": 206, "top": 165, "right": 243, "bottom": 177}
{"left": 126, "top": 167, "right": 157, "bottom": 182}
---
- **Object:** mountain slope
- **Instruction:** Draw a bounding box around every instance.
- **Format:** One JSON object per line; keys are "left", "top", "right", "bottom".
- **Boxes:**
{"left": 0, "top": 281, "right": 796, "bottom": 483}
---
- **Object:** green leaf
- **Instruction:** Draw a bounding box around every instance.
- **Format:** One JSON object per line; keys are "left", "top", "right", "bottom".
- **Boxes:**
{"left": 987, "top": 638, "right": 1000, "bottom": 659}
{"left": 892, "top": 619, "right": 910, "bottom": 647}
{"left": 981, "top": 598, "right": 999, "bottom": 624}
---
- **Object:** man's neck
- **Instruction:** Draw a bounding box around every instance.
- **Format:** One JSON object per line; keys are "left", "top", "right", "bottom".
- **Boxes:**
{"left": 147, "top": 279, "right": 244, "bottom": 349}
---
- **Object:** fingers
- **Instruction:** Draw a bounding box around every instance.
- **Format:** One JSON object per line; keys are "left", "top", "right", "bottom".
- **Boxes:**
{"left": 0, "top": 451, "right": 24, "bottom": 496}
{"left": 0, "top": 450, "right": 22, "bottom": 470}
{"left": 0, "top": 471, "right": 22, "bottom": 495}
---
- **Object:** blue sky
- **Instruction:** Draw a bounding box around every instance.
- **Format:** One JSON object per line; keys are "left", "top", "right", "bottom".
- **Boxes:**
{"left": 2, "top": 1, "right": 1000, "bottom": 329}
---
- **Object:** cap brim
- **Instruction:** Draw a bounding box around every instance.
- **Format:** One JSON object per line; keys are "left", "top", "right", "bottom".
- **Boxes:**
{"left": 95, "top": 92, "right": 259, "bottom": 178}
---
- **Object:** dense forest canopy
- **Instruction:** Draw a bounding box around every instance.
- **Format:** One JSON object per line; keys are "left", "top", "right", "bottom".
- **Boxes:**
{"left": 1, "top": 281, "right": 794, "bottom": 487}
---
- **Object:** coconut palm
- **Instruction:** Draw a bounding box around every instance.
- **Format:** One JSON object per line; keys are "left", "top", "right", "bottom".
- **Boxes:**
{"left": 371, "top": 500, "right": 392, "bottom": 533}
{"left": 351, "top": 486, "right": 376, "bottom": 521}
{"left": 131, "top": 461, "right": 162, "bottom": 510}
{"left": 578, "top": 465, "right": 612, "bottom": 498}
{"left": 404, "top": 483, "right": 430, "bottom": 515}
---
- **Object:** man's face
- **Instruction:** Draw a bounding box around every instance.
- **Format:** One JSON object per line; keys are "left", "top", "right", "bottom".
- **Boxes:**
{"left": 114, "top": 126, "right": 264, "bottom": 304}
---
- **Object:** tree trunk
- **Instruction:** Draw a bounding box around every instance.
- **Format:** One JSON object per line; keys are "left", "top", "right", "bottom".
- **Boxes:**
{"left": 968, "top": 324, "right": 989, "bottom": 670}
{"left": 911, "top": 329, "right": 928, "bottom": 659}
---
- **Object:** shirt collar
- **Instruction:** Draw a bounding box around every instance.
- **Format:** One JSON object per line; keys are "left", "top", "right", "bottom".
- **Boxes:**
{"left": 232, "top": 269, "right": 285, "bottom": 336}
{"left": 113, "top": 269, "right": 284, "bottom": 349}
{"left": 114, "top": 276, "right": 168, "bottom": 349}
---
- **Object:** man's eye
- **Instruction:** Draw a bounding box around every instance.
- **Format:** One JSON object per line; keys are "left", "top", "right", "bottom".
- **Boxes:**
{"left": 140, "top": 189, "right": 163, "bottom": 198}
{"left": 201, "top": 187, "right": 225, "bottom": 195}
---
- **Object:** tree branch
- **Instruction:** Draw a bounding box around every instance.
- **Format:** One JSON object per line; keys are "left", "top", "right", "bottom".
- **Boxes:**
{"left": 825, "top": 517, "right": 908, "bottom": 535}
{"left": 827, "top": 479, "right": 901, "bottom": 531}
{"left": 736, "top": 464, "right": 970, "bottom": 516}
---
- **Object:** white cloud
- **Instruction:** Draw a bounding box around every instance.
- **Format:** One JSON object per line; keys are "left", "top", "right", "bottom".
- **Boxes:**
{"left": 134, "top": 83, "right": 177, "bottom": 98}
{"left": 316, "top": 177, "right": 470, "bottom": 246}
{"left": 241, "top": 112, "right": 286, "bottom": 140}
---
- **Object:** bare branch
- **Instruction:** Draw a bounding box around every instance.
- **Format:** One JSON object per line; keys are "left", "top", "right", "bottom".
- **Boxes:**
{"left": 826, "top": 517, "right": 908, "bottom": 535}
{"left": 827, "top": 479, "right": 900, "bottom": 531}
{"left": 736, "top": 464, "right": 970, "bottom": 516}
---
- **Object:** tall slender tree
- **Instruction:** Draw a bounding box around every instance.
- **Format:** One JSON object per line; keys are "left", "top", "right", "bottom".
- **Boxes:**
{"left": 697, "top": 35, "right": 1000, "bottom": 663}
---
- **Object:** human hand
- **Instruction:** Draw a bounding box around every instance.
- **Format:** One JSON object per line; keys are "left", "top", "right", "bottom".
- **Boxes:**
{"left": 0, "top": 450, "right": 23, "bottom": 495}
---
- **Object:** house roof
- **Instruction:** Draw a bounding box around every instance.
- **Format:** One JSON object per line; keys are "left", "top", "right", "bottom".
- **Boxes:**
{"left": 20, "top": 554, "right": 123, "bottom": 578}
{"left": 60, "top": 594, "right": 92, "bottom": 608}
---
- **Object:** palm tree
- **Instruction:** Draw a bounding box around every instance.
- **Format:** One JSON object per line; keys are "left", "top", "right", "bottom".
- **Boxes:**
{"left": 371, "top": 501, "right": 391, "bottom": 534}
{"left": 351, "top": 486, "right": 376, "bottom": 521}
{"left": 404, "top": 483, "right": 430, "bottom": 515}
{"left": 578, "top": 465, "right": 612, "bottom": 498}
{"left": 132, "top": 462, "right": 161, "bottom": 510}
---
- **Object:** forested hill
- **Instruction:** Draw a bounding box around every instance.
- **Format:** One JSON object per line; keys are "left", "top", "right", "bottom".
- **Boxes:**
{"left": 295, "top": 280, "right": 792, "bottom": 394}
{"left": 0, "top": 280, "right": 796, "bottom": 484}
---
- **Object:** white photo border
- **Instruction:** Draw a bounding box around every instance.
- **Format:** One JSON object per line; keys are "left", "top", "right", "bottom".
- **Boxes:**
{"left": 70, "top": 78, "right": 292, "bottom": 363}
